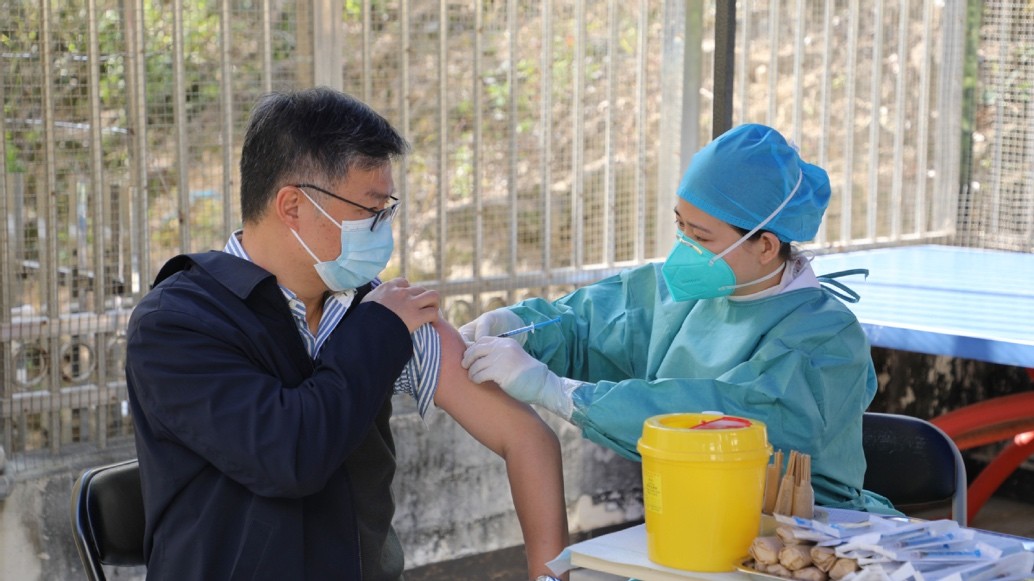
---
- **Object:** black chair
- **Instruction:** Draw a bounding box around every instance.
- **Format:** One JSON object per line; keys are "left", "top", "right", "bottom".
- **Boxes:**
{"left": 862, "top": 412, "right": 968, "bottom": 526}
{"left": 70, "top": 459, "right": 146, "bottom": 581}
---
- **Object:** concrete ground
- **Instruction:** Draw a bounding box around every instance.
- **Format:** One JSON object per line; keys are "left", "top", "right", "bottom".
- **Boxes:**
{"left": 935, "top": 496, "right": 1034, "bottom": 538}
{"left": 405, "top": 495, "right": 1034, "bottom": 581}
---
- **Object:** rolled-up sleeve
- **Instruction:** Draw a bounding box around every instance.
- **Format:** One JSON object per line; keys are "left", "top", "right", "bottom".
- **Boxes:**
{"left": 392, "top": 323, "right": 441, "bottom": 418}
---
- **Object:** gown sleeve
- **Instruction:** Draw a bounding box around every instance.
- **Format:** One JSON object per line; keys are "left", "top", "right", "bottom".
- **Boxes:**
{"left": 508, "top": 263, "right": 694, "bottom": 387}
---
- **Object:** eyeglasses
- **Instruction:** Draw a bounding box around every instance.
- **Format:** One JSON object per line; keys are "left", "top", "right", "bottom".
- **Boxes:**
{"left": 294, "top": 183, "right": 400, "bottom": 231}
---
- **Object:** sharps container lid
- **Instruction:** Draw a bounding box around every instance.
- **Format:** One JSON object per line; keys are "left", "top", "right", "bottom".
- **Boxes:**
{"left": 637, "top": 412, "right": 771, "bottom": 463}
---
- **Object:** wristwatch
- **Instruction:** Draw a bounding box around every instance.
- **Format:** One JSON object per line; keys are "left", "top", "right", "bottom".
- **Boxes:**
{"left": 535, "top": 576, "right": 561, "bottom": 581}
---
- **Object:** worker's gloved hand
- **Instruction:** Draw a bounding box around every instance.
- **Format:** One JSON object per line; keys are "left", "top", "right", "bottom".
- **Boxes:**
{"left": 461, "top": 336, "right": 580, "bottom": 420}
{"left": 458, "top": 308, "right": 526, "bottom": 345}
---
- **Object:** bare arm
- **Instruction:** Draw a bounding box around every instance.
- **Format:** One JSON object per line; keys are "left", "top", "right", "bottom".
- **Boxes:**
{"left": 431, "top": 319, "right": 569, "bottom": 579}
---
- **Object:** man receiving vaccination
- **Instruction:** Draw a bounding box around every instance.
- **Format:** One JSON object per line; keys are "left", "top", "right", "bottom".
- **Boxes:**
{"left": 127, "top": 87, "right": 568, "bottom": 580}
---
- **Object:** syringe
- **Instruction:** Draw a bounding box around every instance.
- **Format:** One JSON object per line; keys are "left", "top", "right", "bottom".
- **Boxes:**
{"left": 497, "top": 316, "right": 562, "bottom": 338}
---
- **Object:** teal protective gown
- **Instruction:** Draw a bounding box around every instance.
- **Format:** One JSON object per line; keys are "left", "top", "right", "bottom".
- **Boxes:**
{"left": 510, "top": 262, "right": 896, "bottom": 512}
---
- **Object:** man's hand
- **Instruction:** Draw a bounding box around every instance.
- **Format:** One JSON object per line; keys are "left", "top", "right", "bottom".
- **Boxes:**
{"left": 363, "top": 278, "right": 440, "bottom": 333}
{"left": 461, "top": 336, "right": 579, "bottom": 420}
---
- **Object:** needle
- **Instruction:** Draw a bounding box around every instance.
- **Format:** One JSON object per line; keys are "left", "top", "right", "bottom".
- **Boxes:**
{"left": 497, "top": 316, "right": 562, "bottom": 338}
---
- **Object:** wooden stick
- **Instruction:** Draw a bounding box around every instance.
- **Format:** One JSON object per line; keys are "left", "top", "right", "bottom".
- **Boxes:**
{"left": 774, "top": 450, "right": 796, "bottom": 515}
{"left": 763, "top": 450, "right": 783, "bottom": 514}
{"left": 792, "top": 453, "right": 814, "bottom": 519}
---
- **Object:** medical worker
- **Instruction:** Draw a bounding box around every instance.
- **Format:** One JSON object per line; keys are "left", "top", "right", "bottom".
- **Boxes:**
{"left": 461, "top": 123, "right": 895, "bottom": 512}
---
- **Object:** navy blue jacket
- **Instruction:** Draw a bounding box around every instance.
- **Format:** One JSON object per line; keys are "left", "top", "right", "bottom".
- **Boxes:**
{"left": 126, "top": 251, "right": 412, "bottom": 580}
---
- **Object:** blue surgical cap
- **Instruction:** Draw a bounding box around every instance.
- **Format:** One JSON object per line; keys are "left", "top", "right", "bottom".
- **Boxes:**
{"left": 676, "top": 123, "right": 831, "bottom": 242}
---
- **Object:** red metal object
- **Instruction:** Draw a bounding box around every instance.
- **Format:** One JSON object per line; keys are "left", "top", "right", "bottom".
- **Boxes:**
{"left": 931, "top": 391, "right": 1034, "bottom": 523}
{"left": 965, "top": 432, "right": 1034, "bottom": 524}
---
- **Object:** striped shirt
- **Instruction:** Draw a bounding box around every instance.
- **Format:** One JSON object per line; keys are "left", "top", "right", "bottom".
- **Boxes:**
{"left": 224, "top": 231, "right": 440, "bottom": 418}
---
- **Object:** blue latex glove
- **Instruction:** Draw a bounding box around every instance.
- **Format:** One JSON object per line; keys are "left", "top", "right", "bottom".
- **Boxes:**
{"left": 458, "top": 308, "right": 527, "bottom": 345}
{"left": 461, "top": 336, "right": 581, "bottom": 420}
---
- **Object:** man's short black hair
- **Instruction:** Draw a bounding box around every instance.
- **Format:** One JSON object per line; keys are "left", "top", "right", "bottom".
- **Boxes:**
{"left": 239, "top": 87, "right": 409, "bottom": 223}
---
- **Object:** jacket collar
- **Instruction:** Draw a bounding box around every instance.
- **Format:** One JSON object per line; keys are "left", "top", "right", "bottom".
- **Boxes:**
{"left": 155, "top": 251, "right": 376, "bottom": 307}
{"left": 154, "top": 251, "right": 276, "bottom": 300}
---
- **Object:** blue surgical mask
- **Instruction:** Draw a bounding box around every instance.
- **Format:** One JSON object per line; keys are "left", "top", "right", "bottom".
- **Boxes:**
{"left": 291, "top": 192, "right": 394, "bottom": 292}
{"left": 661, "top": 232, "right": 785, "bottom": 301}
{"left": 661, "top": 169, "right": 802, "bottom": 301}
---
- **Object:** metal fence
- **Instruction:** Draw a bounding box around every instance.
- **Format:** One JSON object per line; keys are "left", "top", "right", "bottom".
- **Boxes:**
{"left": 2, "top": 0, "right": 1030, "bottom": 476}
{"left": 704, "top": 0, "right": 1032, "bottom": 254}
{"left": 0, "top": 0, "right": 676, "bottom": 474}
{"left": 708, "top": 0, "right": 967, "bottom": 250}
{"left": 957, "top": 0, "right": 1034, "bottom": 250}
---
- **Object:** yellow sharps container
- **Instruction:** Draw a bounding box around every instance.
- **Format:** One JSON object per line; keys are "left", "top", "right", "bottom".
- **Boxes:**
{"left": 636, "top": 413, "right": 771, "bottom": 572}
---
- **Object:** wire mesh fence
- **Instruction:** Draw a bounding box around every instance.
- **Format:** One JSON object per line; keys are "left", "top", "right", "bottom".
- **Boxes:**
{"left": 711, "top": 0, "right": 965, "bottom": 249}
{"left": 0, "top": 0, "right": 671, "bottom": 474}
{"left": 1, "top": 0, "right": 1030, "bottom": 476}
{"left": 710, "top": 0, "right": 1033, "bottom": 254}
{"left": 956, "top": 0, "right": 1034, "bottom": 251}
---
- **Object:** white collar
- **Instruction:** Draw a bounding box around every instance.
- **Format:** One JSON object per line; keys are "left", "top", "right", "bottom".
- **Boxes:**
{"left": 727, "top": 251, "right": 819, "bottom": 302}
